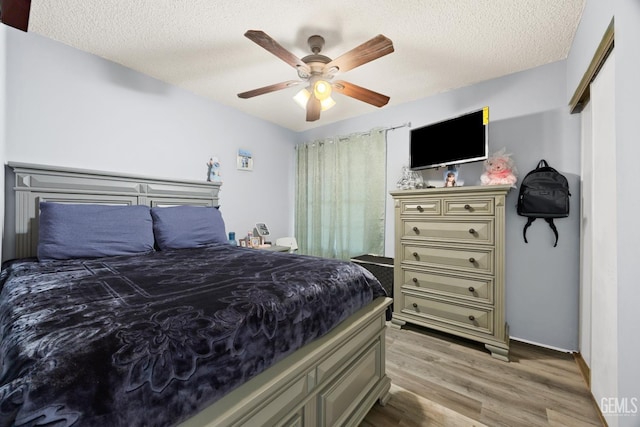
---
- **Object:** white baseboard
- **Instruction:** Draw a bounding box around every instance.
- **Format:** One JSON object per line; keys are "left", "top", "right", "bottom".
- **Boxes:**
{"left": 510, "top": 336, "right": 576, "bottom": 353}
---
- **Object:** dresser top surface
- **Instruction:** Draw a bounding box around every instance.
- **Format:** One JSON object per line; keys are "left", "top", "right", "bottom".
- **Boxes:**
{"left": 390, "top": 184, "right": 512, "bottom": 198}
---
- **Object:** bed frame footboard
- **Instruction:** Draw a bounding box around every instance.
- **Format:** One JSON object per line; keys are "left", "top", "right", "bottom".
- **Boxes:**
{"left": 181, "top": 297, "right": 392, "bottom": 427}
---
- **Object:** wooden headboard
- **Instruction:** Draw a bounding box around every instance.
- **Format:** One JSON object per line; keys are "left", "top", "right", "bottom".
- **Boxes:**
{"left": 3, "top": 162, "right": 222, "bottom": 261}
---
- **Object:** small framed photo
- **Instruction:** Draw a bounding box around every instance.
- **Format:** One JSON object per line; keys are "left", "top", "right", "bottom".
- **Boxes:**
{"left": 250, "top": 237, "right": 261, "bottom": 248}
{"left": 239, "top": 239, "right": 247, "bottom": 247}
{"left": 237, "top": 149, "right": 253, "bottom": 171}
{"left": 443, "top": 169, "right": 458, "bottom": 187}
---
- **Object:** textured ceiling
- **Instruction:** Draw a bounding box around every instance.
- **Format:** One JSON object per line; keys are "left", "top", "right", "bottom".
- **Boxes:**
{"left": 28, "top": 0, "right": 585, "bottom": 132}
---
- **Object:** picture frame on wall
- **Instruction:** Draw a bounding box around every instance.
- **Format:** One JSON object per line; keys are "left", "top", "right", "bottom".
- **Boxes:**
{"left": 237, "top": 149, "right": 253, "bottom": 171}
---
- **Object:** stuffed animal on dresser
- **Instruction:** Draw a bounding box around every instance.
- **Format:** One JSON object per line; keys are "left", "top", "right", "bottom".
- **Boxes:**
{"left": 480, "top": 148, "right": 518, "bottom": 187}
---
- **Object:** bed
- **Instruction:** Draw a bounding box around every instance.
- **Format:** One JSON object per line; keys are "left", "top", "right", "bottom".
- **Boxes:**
{"left": 1, "top": 163, "right": 392, "bottom": 427}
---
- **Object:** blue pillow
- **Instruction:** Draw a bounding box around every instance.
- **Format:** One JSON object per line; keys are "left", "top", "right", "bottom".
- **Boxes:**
{"left": 38, "top": 203, "right": 155, "bottom": 261}
{"left": 150, "top": 206, "right": 227, "bottom": 250}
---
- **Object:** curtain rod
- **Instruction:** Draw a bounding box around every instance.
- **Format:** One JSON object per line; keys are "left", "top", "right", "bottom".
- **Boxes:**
{"left": 297, "top": 122, "right": 412, "bottom": 148}
{"left": 338, "top": 122, "right": 412, "bottom": 139}
{"left": 385, "top": 122, "right": 412, "bottom": 132}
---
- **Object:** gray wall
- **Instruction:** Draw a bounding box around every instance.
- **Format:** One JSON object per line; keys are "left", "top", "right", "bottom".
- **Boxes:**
{"left": 300, "top": 61, "right": 581, "bottom": 351}
{"left": 3, "top": 28, "right": 297, "bottom": 246}
{"left": 4, "top": 20, "right": 583, "bottom": 352}
{"left": 566, "top": 0, "right": 640, "bottom": 424}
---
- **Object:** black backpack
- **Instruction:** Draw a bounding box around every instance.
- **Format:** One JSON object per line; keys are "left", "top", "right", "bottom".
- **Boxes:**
{"left": 517, "top": 160, "right": 570, "bottom": 247}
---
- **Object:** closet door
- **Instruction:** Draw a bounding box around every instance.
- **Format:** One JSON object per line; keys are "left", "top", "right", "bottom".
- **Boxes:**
{"left": 579, "top": 101, "right": 592, "bottom": 370}
{"left": 587, "top": 50, "right": 618, "bottom": 426}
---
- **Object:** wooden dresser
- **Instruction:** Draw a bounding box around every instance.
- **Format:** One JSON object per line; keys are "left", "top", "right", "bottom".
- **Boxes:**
{"left": 390, "top": 185, "right": 511, "bottom": 361}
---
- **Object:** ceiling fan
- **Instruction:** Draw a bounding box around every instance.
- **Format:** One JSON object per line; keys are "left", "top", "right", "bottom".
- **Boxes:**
{"left": 237, "top": 30, "right": 394, "bottom": 122}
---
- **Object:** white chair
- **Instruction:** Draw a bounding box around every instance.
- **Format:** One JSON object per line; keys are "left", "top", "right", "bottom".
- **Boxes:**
{"left": 275, "top": 237, "right": 298, "bottom": 253}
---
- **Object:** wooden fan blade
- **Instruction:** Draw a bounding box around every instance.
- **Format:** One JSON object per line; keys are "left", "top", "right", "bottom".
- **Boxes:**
{"left": 325, "top": 34, "right": 394, "bottom": 73}
{"left": 0, "top": 0, "right": 31, "bottom": 31}
{"left": 237, "top": 80, "right": 301, "bottom": 99}
{"left": 333, "top": 80, "right": 390, "bottom": 107}
{"left": 306, "top": 96, "right": 321, "bottom": 122}
{"left": 245, "top": 30, "right": 310, "bottom": 74}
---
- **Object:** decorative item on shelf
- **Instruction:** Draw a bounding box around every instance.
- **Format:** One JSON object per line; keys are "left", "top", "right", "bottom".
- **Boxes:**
{"left": 206, "top": 157, "right": 223, "bottom": 182}
{"left": 480, "top": 148, "right": 518, "bottom": 187}
{"left": 254, "top": 223, "right": 270, "bottom": 243}
{"left": 396, "top": 166, "right": 424, "bottom": 190}
{"left": 228, "top": 231, "right": 237, "bottom": 246}
{"left": 443, "top": 168, "right": 458, "bottom": 187}
{"left": 237, "top": 149, "right": 253, "bottom": 171}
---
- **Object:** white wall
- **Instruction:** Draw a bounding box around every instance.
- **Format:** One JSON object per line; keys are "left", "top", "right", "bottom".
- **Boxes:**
{"left": 3, "top": 29, "right": 297, "bottom": 247}
{"left": 300, "top": 60, "right": 581, "bottom": 351}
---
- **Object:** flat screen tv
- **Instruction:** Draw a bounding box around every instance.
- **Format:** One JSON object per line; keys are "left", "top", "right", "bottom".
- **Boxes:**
{"left": 410, "top": 107, "right": 489, "bottom": 170}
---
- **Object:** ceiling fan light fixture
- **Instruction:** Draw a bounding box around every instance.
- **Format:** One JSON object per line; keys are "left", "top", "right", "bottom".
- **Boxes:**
{"left": 293, "top": 88, "right": 335, "bottom": 111}
{"left": 293, "top": 88, "right": 311, "bottom": 109}
{"left": 320, "top": 96, "right": 336, "bottom": 111}
{"left": 313, "top": 80, "right": 332, "bottom": 101}
{"left": 240, "top": 31, "right": 394, "bottom": 121}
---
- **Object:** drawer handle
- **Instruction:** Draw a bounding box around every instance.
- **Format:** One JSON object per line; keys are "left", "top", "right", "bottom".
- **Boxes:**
{"left": 412, "top": 277, "right": 418, "bottom": 284}
{"left": 464, "top": 204, "right": 471, "bottom": 210}
{"left": 468, "top": 257, "right": 476, "bottom": 263}
{"left": 468, "top": 315, "right": 475, "bottom": 321}
{"left": 416, "top": 205, "right": 424, "bottom": 212}
{"left": 412, "top": 226, "right": 420, "bottom": 234}
{"left": 468, "top": 286, "right": 475, "bottom": 293}
{"left": 412, "top": 252, "right": 419, "bottom": 258}
{"left": 468, "top": 228, "right": 476, "bottom": 234}
{"left": 412, "top": 303, "right": 418, "bottom": 308}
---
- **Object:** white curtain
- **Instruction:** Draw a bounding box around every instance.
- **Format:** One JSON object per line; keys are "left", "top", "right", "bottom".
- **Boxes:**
{"left": 295, "top": 129, "right": 386, "bottom": 260}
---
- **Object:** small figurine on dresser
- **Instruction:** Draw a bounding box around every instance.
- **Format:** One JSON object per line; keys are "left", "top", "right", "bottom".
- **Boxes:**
{"left": 444, "top": 171, "right": 456, "bottom": 187}
{"left": 480, "top": 148, "right": 518, "bottom": 187}
{"left": 206, "top": 157, "right": 223, "bottom": 182}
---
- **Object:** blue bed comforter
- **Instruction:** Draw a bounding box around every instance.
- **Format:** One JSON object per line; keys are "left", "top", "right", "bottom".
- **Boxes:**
{"left": 0, "top": 244, "right": 386, "bottom": 427}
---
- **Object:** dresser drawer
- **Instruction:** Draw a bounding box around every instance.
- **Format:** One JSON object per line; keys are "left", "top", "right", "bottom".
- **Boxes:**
{"left": 401, "top": 268, "right": 493, "bottom": 304}
{"left": 443, "top": 197, "right": 494, "bottom": 216}
{"left": 401, "top": 292, "right": 493, "bottom": 334}
{"left": 402, "top": 243, "right": 494, "bottom": 275}
{"left": 402, "top": 219, "right": 494, "bottom": 244}
{"left": 400, "top": 199, "right": 441, "bottom": 216}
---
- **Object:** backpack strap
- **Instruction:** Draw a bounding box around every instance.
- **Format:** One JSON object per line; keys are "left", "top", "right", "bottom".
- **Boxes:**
{"left": 537, "top": 159, "right": 549, "bottom": 168}
{"left": 545, "top": 218, "right": 559, "bottom": 247}
{"left": 522, "top": 217, "right": 535, "bottom": 243}
{"left": 523, "top": 217, "right": 560, "bottom": 247}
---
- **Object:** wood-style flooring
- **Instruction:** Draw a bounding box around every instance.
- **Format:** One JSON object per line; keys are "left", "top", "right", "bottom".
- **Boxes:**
{"left": 361, "top": 324, "right": 603, "bottom": 427}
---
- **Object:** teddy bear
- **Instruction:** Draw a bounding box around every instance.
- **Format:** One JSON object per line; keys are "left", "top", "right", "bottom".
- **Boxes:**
{"left": 480, "top": 148, "right": 518, "bottom": 187}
